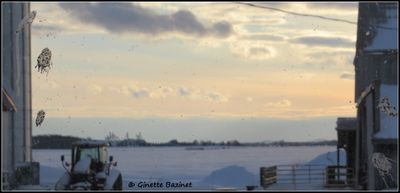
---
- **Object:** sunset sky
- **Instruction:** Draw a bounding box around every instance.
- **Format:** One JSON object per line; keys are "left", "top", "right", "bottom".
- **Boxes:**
{"left": 31, "top": 2, "right": 358, "bottom": 142}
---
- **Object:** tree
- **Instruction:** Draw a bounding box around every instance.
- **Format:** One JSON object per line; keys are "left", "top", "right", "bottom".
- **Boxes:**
{"left": 135, "top": 132, "right": 143, "bottom": 141}
{"left": 168, "top": 139, "right": 179, "bottom": 145}
{"left": 193, "top": 140, "right": 199, "bottom": 146}
{"left": 125, "top": 132, "right": 130, "bottom": 140}
{"left": 105, "top": 131, "right": 119, "bottom": 146}
{"left": 226, "top": 140, "right": 240, "bottom": 146}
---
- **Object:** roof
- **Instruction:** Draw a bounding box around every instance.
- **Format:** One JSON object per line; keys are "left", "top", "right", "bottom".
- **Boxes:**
{"left": 72, "top": 140, "right": 109, "bottom": 147}
{"left": 336, "top": 117, "right": 357, "bottom": 131}
{"left": 2, "top": 87, "right": 17, "bottom": 112}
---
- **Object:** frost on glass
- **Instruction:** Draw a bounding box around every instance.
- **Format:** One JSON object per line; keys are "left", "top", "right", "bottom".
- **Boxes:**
{"left": 35, "top": 110, "right": 46, "bottom": 127}
{"left": 35, "top": 48, "right": 53, "bottom": 75}
{"left": 16, "top": 10, "right": 36, "bottom": 33}
{"left": 371, "top": 152, "right": 396, "bottom": 188}
{"left": 377, "top": 97, "right": 398, "bottom": 117}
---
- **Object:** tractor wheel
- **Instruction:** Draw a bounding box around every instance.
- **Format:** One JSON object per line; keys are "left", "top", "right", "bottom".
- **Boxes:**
{"left": 113, "top": 174, "right": 123, "bottom": 190}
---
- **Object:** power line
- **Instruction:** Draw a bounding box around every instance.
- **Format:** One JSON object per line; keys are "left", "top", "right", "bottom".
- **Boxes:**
{"left": 238, "top": 2, "right": 397, "bottom": 30}
{"left": 238, "top": 2, "right": 357, "bottom": 24}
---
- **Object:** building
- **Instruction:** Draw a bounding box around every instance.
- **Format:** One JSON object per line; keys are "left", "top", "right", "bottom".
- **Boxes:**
{"left": 353, "top": 3, "right": 398, "bottom": 190}
{"left": 1, "top": 2, "right": 38, "bottom": 189}
{"left": 335, "top": 117, "right": 357, "bottom": 184}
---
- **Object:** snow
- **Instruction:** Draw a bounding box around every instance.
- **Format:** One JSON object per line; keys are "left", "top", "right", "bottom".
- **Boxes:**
{"left": 17, "top": 185, "right": 52, "bottom": 190}
{"left": 70, "top": 181, "right": 92, "bottom": 190}
{"left": 40, "top": 166, "right": 65, "bottom": 186}
{"left": 306, "top": 149, "right": 346, "bottom": 166}
{"left": 33, "top": 146, "right": 337, "bottom": 190}
{"left": 201, "top": 165, "right": 257, "bottom": 189}
{"left": 104, "top": 169, "right": 122, "bottom": 189}
{"left": 364, "top": 7, "right": 398, "bottom": 51}
{"left": 375, "top": 84, "right": 398, "bottom": 139}
{"left": 73, "top": 156, "right": 91, "bottom": 174}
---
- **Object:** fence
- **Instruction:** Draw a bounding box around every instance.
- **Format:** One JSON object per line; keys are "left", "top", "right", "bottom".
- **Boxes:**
{"left": 325, "top": 165, "right": 354, "bottom": 187}
{"left": 260, "top": 164, "right": 354, "bottom": 189}
{"left": 260, "top": 166, "right": 277, "bottom": 187}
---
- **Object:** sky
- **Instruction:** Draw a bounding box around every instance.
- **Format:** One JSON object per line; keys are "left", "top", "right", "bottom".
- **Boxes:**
{"left": 31, "top": 2, "right": 358, "bottom": 143}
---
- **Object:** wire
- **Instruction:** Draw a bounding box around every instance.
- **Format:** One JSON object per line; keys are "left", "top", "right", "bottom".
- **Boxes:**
{"left": 238, "top": 2, "right": 357, "bottom": 24}
{"left": 238, "top": 2, "right": 397, "bottom": 30}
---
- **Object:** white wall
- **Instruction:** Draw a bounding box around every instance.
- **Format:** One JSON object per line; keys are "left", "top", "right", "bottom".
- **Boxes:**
{"left": 1, "top": 2, "right": 32, "bottom": 187}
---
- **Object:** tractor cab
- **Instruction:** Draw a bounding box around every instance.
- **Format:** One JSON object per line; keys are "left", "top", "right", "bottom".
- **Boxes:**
{"left": 71, "top": 141, "right": 109, "bottom": 172}
{"left": 56, "top": 140, "right": 122, "bottom": 190}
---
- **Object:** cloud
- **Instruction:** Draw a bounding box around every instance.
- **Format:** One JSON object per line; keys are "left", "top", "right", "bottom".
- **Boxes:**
{"left": 87, "top": 84, "right": 103, "bottom": 95}
{"left": 35, "top": 80, "right": 60, "bottom": 89}
{"left": 230, "top": 41, "right": 276, "bottom": 60}
{"left": 242, "top": 2, "right": 295, "bottom": 9}
{"left": 117, "top": 85, "right": 229, "bottom": 102}
{"left": 130, "top": 88, "right": 150, "bottom": 98}
{"left": 246, "top": 97, "right": 253, "bottom": 103}
{"left": 118, "top": 85, "right": 150, "bottom": 99}
{"left": 243, "top": 34, "right": 286, "bottom": 42}
{"left": 118, "top": 86, "right": 131, "bottom": 96}
{"left": 178, "top": 87, "right": 192, "bottom": 96}
{"left": 177, "top": 87, "right": 229, "bottom": 103}
{"left": 206, "top": 91, "right": 229, "bottom": 103}
{"left": 340, "top": 72, "right": 355, "bottom": 80}
{"left": 291, "top": 36, "right": 355, "bottom": 48}
{"left": 48, "top": 81, "right": 60, "bottom": 89}
{"left": 150, "top": 87, "right": 175, "bottom": 99}
{"left": 301, "top": 50, "right": 355, "bottom": 70}
{"left": 58, "top": 3, "right": 233, "bottom": 38}
{"left": 310, "top": 51, "right": 354, "bottom": 64}
{"left": 243, "top": 18, "right": 286, "bottom": 25}
{"left": 305, "top": 2, "right": 358, "bottom": 10}
{"left": 263, "top": 105, "right": 355, "bottom": 119}
{"left": 250, "top": 47, "right": 272, "bottom": 56}
{"left": 32, "top": 24, "right": 65, "bottom": 36}
{"left": 308, "top": 50, "right": 355, "bottom": 58}
{"left": 265, "top": 99, "right": 292, "bottom": 108}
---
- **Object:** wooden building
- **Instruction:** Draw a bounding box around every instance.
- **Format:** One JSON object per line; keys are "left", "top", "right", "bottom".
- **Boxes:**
{"left": 353, "top": 3, "right": 398, "bottom": 190}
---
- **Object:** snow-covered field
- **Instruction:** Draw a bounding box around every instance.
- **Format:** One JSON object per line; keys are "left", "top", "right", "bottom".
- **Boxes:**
{"left": 33, "top": 146, "right": 343, "bottom": 190}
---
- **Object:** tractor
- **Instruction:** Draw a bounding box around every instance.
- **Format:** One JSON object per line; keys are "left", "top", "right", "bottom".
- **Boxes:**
{"left": 55, "top": 140, "right": 123, "bottom": 190}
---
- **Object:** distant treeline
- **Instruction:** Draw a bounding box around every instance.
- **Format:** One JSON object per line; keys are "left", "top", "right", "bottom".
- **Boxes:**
{"left": 33, "top": 135, "right": 89, "bottom": 149}
{"left": 33, "top": 134, "right": 337, "bottom": 149}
